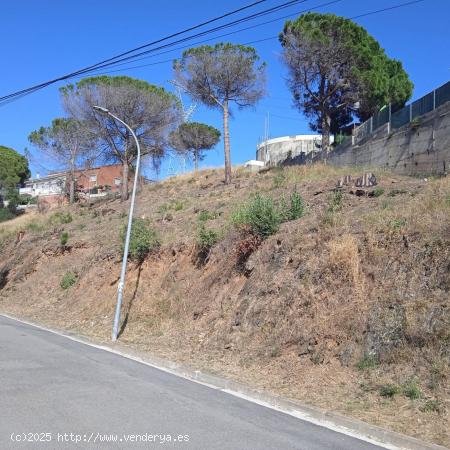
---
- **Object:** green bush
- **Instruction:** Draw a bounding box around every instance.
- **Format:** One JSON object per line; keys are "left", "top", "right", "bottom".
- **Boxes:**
{"left": 232, "top": 194, "right": 282, "bottom": 239}
{"left": 403, "top": 381, "right": 421, "bottom": 400}
{"left": 357, "top": 354, "right": 379, "bottom": 370}
{"left": 60, "top": 271, "right": 77, "bottom": 289}
{"left": 26, "top": 221, "right": 44, "bottom": 232}
{"left": 272, "top": 171, "right": 286, "bottom": 188}
{"left": 60, "top": 231, "right": 69, "bottom": 246}
{"left": 390, "top": 218, "right": 407, "bottom": 229}
{"left": 18, "top": 193, "right": 37, "bottom": 205}
{"left": 327, "top": 190, "right": 343, "bottom": 213}
{"left": 173, "top": 200, "right": 184, "bottom": 211}
{"left": 232, "top": 190, "right": 305, "bottom": 239}
{"left": 420, "top": 399, "right": 441, "bottom": 413}
{"left": 198, "top": 209, "right": 216, "bottom": 222}
{"left": 379, "top": 384, "right": 400, "bottom": 398}
{"left": 280, "top": 191, "right": 305, "bottom": 221}
{"left": 49, "top": 211, "right": 72, "bottom": 225}
{"left": 197, "top": 223, "right": 219, "bottom": 252}
{"left": 158, "top": 200, "right": 185, "bottom": 213}
{"left": 373, "top": 187, "right": 385, "bottom": 197}
{"left": 388, "top": 189, "right": 407, "bottom": 197}
{"left": 0, "top": 208, "right": 15, "bottom": 223}
{"left": 122, "top": 218, "right": 160, "bottom": 262}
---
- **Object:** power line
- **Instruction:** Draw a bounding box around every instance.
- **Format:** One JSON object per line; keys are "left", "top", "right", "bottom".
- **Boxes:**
{"left": 0, "top": 0, "right": 305, "bottom": 103}
{"left": 350, "top": 0, "right": 425, "bottom": 20}
{"left": 0, "top": 0, "right": 270, "bottom": 102}
{"left": 0, "top": 0, "right": 427, "bottom": 106}
{"left": 72, "top": 0, "right": 307, "bottom": 75}
{"left": 85, "top": 0, "right": 425, "bottom": 78}
{"left": 84, "top": 0, "right": 342, "bottom": 76}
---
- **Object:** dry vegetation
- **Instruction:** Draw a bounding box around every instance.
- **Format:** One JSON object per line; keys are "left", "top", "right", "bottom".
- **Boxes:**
{"left": 0, "top": 164, "right": 449, "bottom": 446}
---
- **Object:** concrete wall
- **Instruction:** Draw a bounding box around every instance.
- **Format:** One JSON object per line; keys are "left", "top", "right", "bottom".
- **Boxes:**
{"left": 326, "top": 102, "right": 450, "bottom": 176}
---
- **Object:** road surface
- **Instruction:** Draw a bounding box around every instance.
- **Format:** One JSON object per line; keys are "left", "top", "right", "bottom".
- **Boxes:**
{"left": 0, "top": 315, "right": 382, "bottom": 449}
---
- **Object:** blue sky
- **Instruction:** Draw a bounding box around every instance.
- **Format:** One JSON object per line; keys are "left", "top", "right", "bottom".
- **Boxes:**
{"left": 1, "top": 0, "right": 449, "bottom": 179}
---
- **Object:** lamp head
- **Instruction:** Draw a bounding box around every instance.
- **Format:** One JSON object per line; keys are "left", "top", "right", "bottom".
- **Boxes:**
{"left": 93, "top": 105, "right": 109, "bottom": 114}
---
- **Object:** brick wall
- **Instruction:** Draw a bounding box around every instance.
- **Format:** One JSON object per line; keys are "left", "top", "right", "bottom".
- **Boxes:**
{"left": 76, "top": 164, "right": 124, "bottom": 193}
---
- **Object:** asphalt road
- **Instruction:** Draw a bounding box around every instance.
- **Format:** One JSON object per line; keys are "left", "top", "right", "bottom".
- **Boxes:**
{"left": 0, "top": 315, "right": 382, "bottom": 449}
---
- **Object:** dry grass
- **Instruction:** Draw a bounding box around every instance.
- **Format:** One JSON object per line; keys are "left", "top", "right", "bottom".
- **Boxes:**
{"left": 328, "top": 233, "right": 362, "bottom": 287}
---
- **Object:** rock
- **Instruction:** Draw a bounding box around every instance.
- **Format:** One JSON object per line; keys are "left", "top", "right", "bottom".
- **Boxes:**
{"left": 366, "top": 303, "right": 406, "bottom": 360}
{"left": 297, "top": 343, "right": 310, "bottom": 356}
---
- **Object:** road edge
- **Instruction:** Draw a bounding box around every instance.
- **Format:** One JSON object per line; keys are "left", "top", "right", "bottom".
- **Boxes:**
{"left": 1, "top": 312, "right": 447, "bottom": 450}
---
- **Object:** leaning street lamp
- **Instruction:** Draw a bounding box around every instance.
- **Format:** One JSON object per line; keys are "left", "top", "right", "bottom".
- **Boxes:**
{"left": 93, "top": 105, "right": 141, "bottom": 342}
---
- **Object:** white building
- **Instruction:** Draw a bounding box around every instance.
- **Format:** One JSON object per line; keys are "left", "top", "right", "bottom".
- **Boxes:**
{"left": 255, "top": 134, "right": 333, "bottom": 166}
{"left": 19, "top": 173, "right": 66, "bottom": 198}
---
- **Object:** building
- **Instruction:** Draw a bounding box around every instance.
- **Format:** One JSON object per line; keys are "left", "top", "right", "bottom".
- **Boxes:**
{"left": 19, "top": 172, "right": 66, "bottom": 198}
{"left": 19, "top": 164, "right": 129, "bottom": 204}
{"left": 255, "top": 135, "right": 333, "bottom": 167}
{"left": 76, "top": 164, "right": 124, "bottom": 196}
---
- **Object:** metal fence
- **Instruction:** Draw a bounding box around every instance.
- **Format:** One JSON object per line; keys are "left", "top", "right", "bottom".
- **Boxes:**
{"left": 353, "top": 80, "right": 450, "bottom": 144}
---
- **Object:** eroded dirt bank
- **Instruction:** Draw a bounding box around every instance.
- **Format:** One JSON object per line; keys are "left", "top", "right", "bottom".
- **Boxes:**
{"left": 1, "top": 165, "right": 449, "bottom": 446}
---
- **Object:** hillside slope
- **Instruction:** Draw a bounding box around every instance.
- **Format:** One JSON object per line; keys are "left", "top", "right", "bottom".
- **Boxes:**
{"left": 0, "top": 164, "right": 449, "bottom": 446}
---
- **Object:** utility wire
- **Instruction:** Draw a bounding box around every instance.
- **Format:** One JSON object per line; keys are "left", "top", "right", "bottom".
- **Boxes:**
{"left": 350, "top": 0, "right": 425, "bottom": 19}
{"left": 84, "top": 0, "right": 341, "bottom": 76}
{"left": 85, "top": 0, "right": 425, "bottom": 78}
{"left": 0, "top": 0, "right": 427, "bottom": 106}
{"left": 0, "top": 0, "right": 270, "bottom": 101}
{"left": 71, "top": 0, "right": 307, "bottom": 75}
{"left": 0, "top": 0, "right": 305, "bottom": 103}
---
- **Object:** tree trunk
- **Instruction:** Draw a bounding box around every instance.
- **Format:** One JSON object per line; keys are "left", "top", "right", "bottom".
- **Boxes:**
{"left": 121, "top": 161, "right": 129, "bottom": 201}
{"left": 321, "top": 113, "right": 331, "bottom": 156}
{"left": 69, "top": 165, "right": 75, "bottom": 204}
{"left": 194, "top": 149, "right": 199, "bottom": 172}
{"left": 69, "top": 177, "right": 75, "bottom": 204}
{"left": 222, "top": 100, "right": 232, "bottom": 184}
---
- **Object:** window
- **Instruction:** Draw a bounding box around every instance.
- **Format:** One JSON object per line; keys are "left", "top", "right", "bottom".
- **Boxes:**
{"left": 89, "top": 174, "right": 97, "bottom": 183}
{"left": 114, "top": 178, "right": 121, "bottom": 186}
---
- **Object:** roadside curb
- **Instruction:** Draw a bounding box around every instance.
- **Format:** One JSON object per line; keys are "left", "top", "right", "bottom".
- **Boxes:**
{"left": 1, "top": 313, "right": 447, "bottom": 450}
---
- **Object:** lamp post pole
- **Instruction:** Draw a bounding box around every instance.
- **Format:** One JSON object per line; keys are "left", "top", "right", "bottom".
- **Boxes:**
{"left": 93, "top": 106, "right": 141, "bottom": 342}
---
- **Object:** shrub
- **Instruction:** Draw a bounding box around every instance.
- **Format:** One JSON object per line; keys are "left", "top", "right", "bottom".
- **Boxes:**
{"left": 2, "top": 189, "right": 20, "bottom": 214}
{"left": 198, "top": 209, "right": 216, "bottom": 222}
{"left": 49, "top": 211, "right": 72, "bottom": 225}
{"left": 0, "top": 208, "right": 15, "bottom": 223}
{"left": 373, "top": 187, "right": 385, "bottom": 197}
{"left": 272, "top": 171, "right": 286, "bottom": 188}
{"left": 232, "top": 194, "right": 281, "bottom": 239}
{"left": 18, "top": 193, "right": 37, "bottom": 205}
{"left": 60, "top": 271, "right": 77, "bottom": 289}
{"left": 280, "top": 190, "right": 305, "bottom": 221}
{"left": 357, "top": 354, "right": 379, "bottom": 370}
{"left": 26, "top": 220, "right": 44, "bottom": 232}
{"left": 270, "top": 346, "right": 281, "bottom": 358}
{"left": 60, "top": 231, "right": 69, "bottom": 246}
{"left": 420, "top": 399, "right": 442, "bottom": 413}
{"left": 197, "top": 223, "right": 219, "bottom": 254}
{"left": 388, "top": 189, "right": 407, "bottom": 197}
{"left": 173, "top": 200, "right": 184, "bottom": 211}
{"left": 122, "top": 218, "right": 160, "bottom": 262}
{"left": 379, "top": 384, "right": 400, "bottom": 398}
{"left": 327, "top": 190, "right": 343, "bottom": 213}
{"left": 403, "top": 381, "right": 421, "bottom": 400}
{"left": 158, "top": 200, "right": 185, "bottom": 213}
{"left": 390, "top": 218, "right": 407, "bottom": 229}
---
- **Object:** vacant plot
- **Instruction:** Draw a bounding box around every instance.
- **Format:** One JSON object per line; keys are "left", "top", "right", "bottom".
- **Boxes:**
{"left": 1, "top": 164, "right": 449, "bottom": 447}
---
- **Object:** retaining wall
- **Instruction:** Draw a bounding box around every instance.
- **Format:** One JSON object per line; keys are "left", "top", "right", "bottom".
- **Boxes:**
{"left": 326, "top": 102, "right": 450, "bottom": 175}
